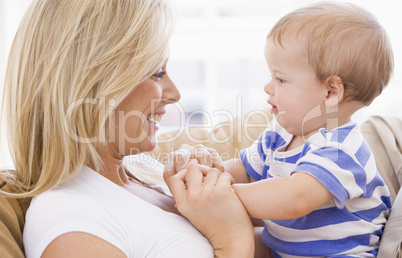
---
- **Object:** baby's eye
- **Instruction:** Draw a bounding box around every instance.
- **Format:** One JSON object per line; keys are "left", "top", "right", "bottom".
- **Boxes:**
{"left": 276, "top": 77, "right": 284, "bottom": 84}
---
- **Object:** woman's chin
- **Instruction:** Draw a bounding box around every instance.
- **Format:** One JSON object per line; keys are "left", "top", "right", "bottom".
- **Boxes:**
{"left": 141, "top": 138, "right": 158, "bottom": 153}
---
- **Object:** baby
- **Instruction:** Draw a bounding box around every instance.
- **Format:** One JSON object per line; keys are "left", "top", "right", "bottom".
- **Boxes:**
{"left": 168, "top": 2, "right": 394, "bottom": 257}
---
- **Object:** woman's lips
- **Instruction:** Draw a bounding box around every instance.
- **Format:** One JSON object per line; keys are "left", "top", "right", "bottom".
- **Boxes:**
{"left": 146, "top": 112, "right": 165, "bottom": 131}
{"left": 146, "top": 114, "right": 162, "bottom": 124}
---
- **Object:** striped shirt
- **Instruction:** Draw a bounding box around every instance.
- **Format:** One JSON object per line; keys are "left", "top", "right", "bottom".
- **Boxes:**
{"left": 240, "top": 119, "right": 391, "bottom": 257}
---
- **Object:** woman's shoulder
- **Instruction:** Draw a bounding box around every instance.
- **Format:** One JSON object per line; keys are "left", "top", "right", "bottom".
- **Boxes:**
{"left": 27, "top": 184, "right": 97, "bottom": 215}
{"left": 28, "top": 167, "right": 104, "bottom": 208}
{"left": 24, "top": 178, "right": 107, "bottom": 235}
{"left": 24, "top": 166, "right": 117, "bottom": 236}
{"left": 23, "top": 169, "right": 128, "bottom": 257}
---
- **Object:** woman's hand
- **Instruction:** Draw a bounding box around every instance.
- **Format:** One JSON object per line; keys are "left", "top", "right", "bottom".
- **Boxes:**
{"left": 164, "top": 163, "right": 255, "bottom": 257}
{"left": 169, "top": 144, "right": 224, "bottom": 173}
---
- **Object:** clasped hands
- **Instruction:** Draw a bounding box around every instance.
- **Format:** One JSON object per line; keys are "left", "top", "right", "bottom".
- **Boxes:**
{"left": 163, "top": 144, "right": 255, "bottom": 257}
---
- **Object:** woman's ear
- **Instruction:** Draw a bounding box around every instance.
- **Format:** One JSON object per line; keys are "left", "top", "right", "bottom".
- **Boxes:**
{"left": 324, "top": 75, "right": 344, "bottom": 107}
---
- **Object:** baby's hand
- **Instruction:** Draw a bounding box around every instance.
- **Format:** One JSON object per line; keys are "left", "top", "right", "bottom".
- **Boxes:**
{"left": 163, "top": 144, "right": 224, "bottom": 185}
{"left": 170, "top": 144, "right": 224, "bottom": 173}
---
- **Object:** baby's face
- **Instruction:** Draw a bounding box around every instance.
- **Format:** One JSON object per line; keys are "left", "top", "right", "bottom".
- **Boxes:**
{"left": 263, "top": 37, "right": 328, "bottom": 138}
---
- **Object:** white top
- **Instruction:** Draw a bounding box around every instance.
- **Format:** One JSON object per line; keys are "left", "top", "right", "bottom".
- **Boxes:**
{"left": 23, "top": 165, "right": 214, "bottom": 258}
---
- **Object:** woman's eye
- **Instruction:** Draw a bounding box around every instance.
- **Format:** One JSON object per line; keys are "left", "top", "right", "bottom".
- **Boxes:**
{"left": 152, "top": 71, "right": 166, "bottom": 80}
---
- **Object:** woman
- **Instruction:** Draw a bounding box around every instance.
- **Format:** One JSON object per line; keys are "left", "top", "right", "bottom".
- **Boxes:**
{"left": 1, "top": 0, "right": 255, "bottom": 257}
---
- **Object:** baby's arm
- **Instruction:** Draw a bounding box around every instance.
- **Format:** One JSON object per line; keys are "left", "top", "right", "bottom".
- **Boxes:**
{"left": 220, "top": 158, "right": 333, "bottom": 220}
{"left": 167, "top": 144, "right": 333, "bottom": 220}
{"left": 211, "top": 155, "right": 332, "bottom": 221}
{"left": 221, "top": 158, "right": 251, "bottom": 183}
{"left": 233, "top": 172, "right": 333, "bottom": 220}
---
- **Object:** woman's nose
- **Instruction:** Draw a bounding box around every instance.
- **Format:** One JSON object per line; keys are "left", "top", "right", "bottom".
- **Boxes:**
{"left": 162, "top": 77, "right": 181, "bottom": 104}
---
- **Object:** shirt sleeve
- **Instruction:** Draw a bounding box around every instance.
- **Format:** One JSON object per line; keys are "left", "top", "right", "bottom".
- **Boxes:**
{"left": 23, "top": 191, "right": 129, "bottom": 258}
{"left": 293, "top": 141, "right": 367, "bottom": 209}
{"left": 240, "top": 120, "right": 288, "bottom": 181}
{"left": 240, "top": 131, "right": 267, "bottom": 181}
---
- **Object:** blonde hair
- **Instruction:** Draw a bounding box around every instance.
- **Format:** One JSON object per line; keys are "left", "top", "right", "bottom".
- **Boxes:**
{"left": 1, "top": 0, "right": 175, "bottom": 197}
{"left": 268, "top": 1, "right": 394, "bottom": 105}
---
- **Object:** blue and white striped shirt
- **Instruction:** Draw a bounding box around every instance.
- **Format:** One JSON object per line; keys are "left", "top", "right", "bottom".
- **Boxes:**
{"left": 240, "top": 119, "right": 391, "bottom": 257}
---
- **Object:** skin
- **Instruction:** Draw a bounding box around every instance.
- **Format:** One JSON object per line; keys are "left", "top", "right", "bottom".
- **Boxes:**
{"left": 263, "top": 37, "right": 363, "bottom": 150}
{"left": 264, "top": 38, "right": 329, "bottom": 144}
{"left": 164, "top": 163, "right": 256, "bottom": 258}
{"left": 95, "top": 62, "right": 181, "bottom": 188}
{"left": 113, "top": 62, "right": 181, "bottom": 156}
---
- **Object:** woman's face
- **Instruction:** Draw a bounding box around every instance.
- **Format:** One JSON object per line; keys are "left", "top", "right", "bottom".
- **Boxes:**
{"left": 112, "top": 61, "right": 180, "bottom": 156}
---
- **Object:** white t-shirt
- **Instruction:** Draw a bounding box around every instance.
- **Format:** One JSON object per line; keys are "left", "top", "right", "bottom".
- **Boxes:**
{"left": 23, "top": 165, "right": 214, "bottom": 258}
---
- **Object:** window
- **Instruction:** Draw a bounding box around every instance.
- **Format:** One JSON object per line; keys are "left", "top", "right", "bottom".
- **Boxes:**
{"left": 166, "top": 0, "right": 402, "bottom": 132}
{"left": 1, "top": 0, "right": 401, "bottom": 168}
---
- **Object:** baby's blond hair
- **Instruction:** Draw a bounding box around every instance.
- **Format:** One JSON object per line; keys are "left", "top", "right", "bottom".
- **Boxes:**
{"left": 268, "top": 1, "right": 394, "bottom": 105}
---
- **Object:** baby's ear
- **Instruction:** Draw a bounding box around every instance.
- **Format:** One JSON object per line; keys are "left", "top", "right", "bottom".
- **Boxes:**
{"left": 324, "top": 75, "right": 344, "bottom": 107}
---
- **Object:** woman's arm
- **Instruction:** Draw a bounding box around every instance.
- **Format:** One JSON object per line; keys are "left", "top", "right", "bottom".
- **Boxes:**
{"left": 165, "top": 163, "right": 255, "bottom": 258}
{"left": 42, "top": 232, "right": 126, "bottom": 258}
{"left": 254, "top": 227, "right": 273, "bottom": 258}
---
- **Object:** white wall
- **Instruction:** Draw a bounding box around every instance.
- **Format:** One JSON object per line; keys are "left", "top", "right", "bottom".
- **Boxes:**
{"left": 0, "top": 0, "right": 32, "bottom": 169}
{"left": 1, "top": 0, "right": 401, "bottom": 169}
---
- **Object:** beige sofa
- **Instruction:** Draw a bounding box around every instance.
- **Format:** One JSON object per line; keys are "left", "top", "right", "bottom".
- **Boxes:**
{"left": 0, "top": 182, "right": 28, "bottom": 258}
{"left": 1, "top": 110, "right": 401, "bottom": 257}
